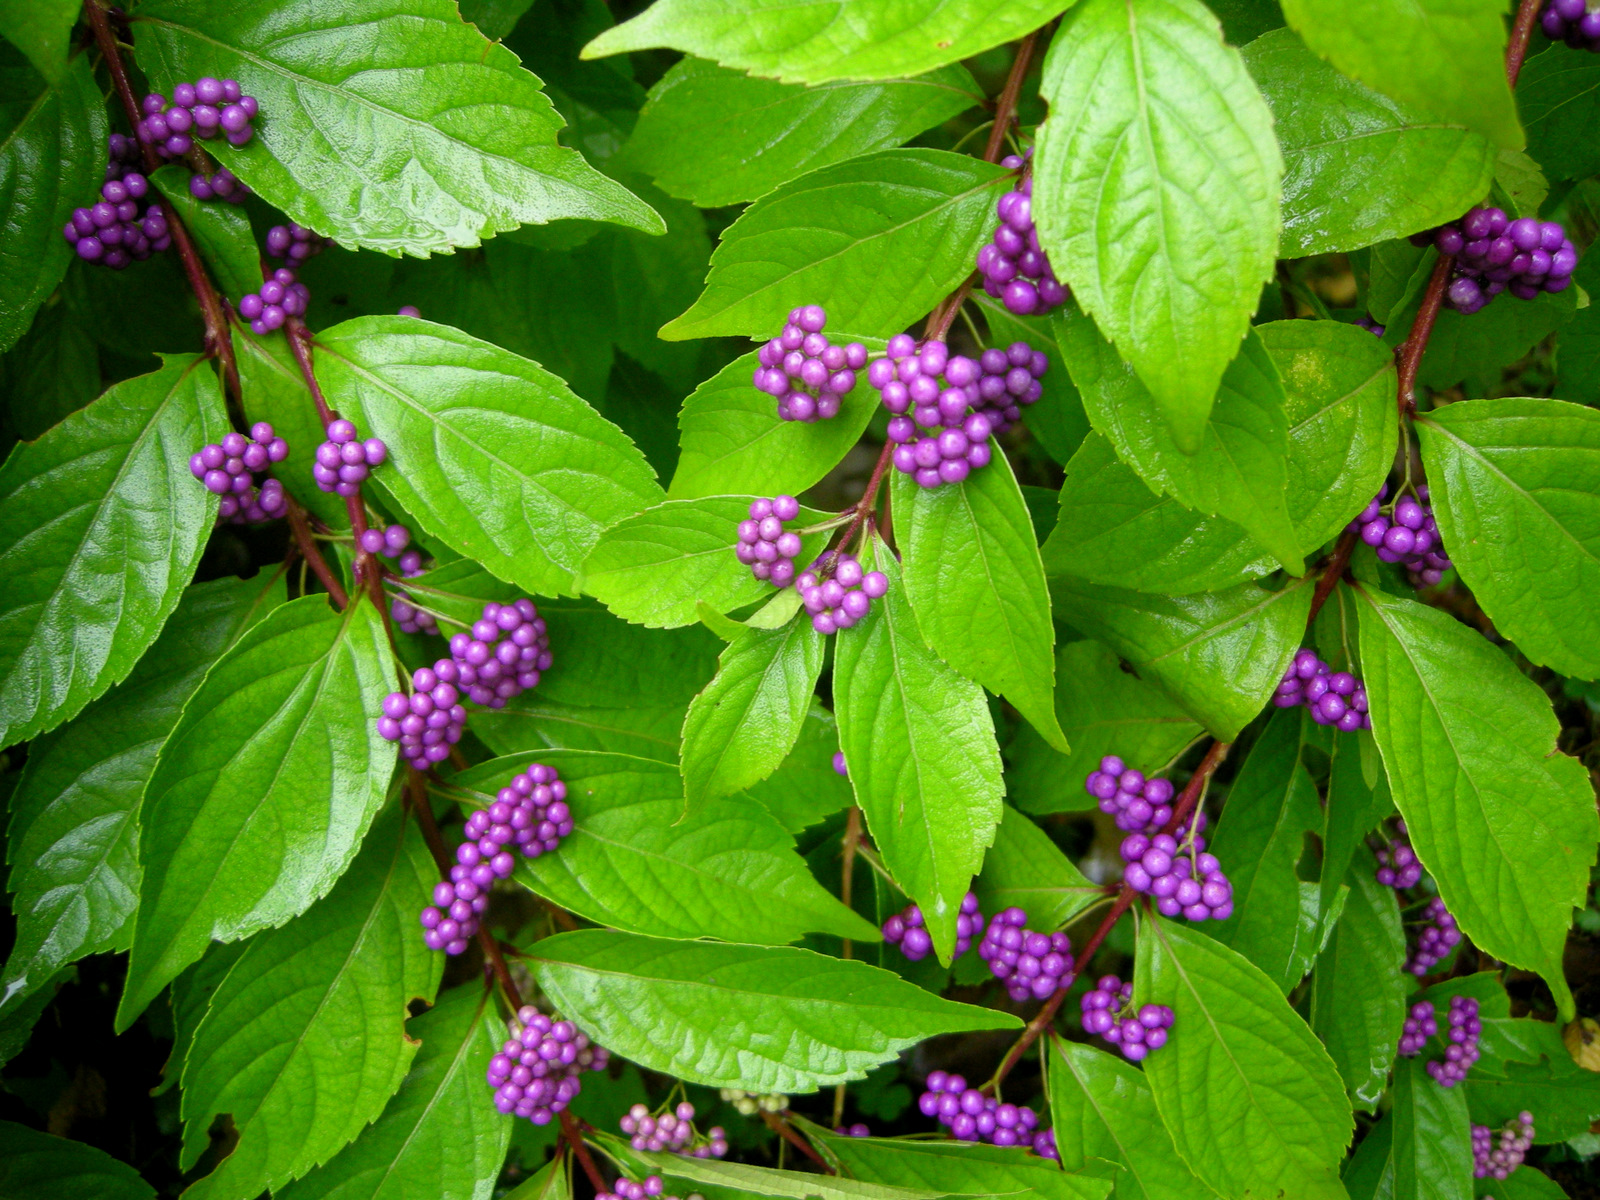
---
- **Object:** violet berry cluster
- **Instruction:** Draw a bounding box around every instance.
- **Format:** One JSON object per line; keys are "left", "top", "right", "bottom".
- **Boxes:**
{"left": 238, "top": 266, "right": 311, "bottom": 335}
{"left": 1350, "top": 485, "right": 1452, "bottom": 586}
{"left": 379, "top": 660, "right": 468, "bottom": 773}
{"left": 736, "top": 494, "right": 803, "bottom": 587}
{"left": 448, "top": 599, "right": 553, "bottom": 708}
{"left": 1397, "top": 999, "right": 1438, "bottom": 1057}
{"left": 1274, "top": 649, "right": 1371, "bottom": 731}
{"left": 976, "top": 153, "right": 1067, "bottom": 316}
{"left": 620, "top": 1102, "right": 728, "bottom": 1158}
{"left": 487, "top": 1005, "right": 608, "bottom": 1124}
{"left": 598, "top": 1176, "right": 686, "bottom": 1200}
{"left": 978, "top": 907, "right": 1075, "bottom": 1003}
{"left": 137, "top": 77, "right": 259, "bottom": 157}
{"left": 265, "top": 222, "right": 327, "bottom": 263}
{"left": 797, "top": 553, "right": 888, "bottom": 635}
{"left": 1406, "top": 897, "right": 1462, "bottom": 976}
{"left": 1119, "top": 820, "right": 1233, "bottom": 922}
{"left": 187, "top": 167, "right": 247, "bottom": 204}
{"left": 62, "top": 137, "right": 170, "bottom": 269}
{"left": 313, "top": 418, "right": 386, "bottom": 495}
{"left": 1083, "top": 756, "right": 1177, "bottom": 833}
{"left": 916, "top": 1071, "right": 1046, "bottom": 1149}
{"left": 1080, "top": 975, "right": 1175, "bottom": 1062}
{"left": 884, "top": 891, "right": 984, "bottom": 962}
{"left": 189, "top": 423, "right": 289, "bottom": 524}
{"left": 1543, "top": 0, "right": 1600, "bottom": 47}
{"left": 1426, "top": 995, "right": 1481, "bottom": 1087}
{"left": 1473, "top": 1112, "right": 1535, "bottom": 1180}
{"left": 835, "top": 1123, "right": 871, "bottom": 1138}
{"left": 1414, "top": 208, "right": 1577, "bottom": 313}
{"left": 752, "top": 305, "right": 866, "bottom": 422}
{"left": 1374, "top": 821, "right": 1423, "bottom": 890}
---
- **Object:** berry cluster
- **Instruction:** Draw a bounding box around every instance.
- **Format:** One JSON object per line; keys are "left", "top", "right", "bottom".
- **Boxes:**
{"left": 969, "top": 344, "right": 1049, "bottom": 436}
{"left": 1274, "top": 649, "right": 1372, "bottom": 731}
{"left": 976, "top": 155, "right": 1067, "bottom": 317}
{"left": 1119, "top": 822, "right": 1233, "bottom": 921}
{"left": 187, "top": 168, "right": 247, "bottom": 204}
{"left": 1080, "top": 975, "right": 1176, "bottom": 1062}
{"left": 1350, "top": 485, "right": 1452, "bottom": 586}
{"left": 137, "top": 77, "right": 259, "bottom": 157}
{"left": 1355, "top": 315, "right": 1386, "bottom": 337}
{"left": 447, "top": 599, "right": 553, "bottom": 708}
{"left": 1473, "top": 1112, "right": 1535, "bottom": 1180}
{"left": 917, "top": 1071, "right": 1042, "bottom": 1147}
{"left": 1414, "top": 208, "right": 1577, "bottom": 313}
{"left": 238, "top": 265, "right": 311, "bottom": 335}
{"left": 313, "top": 418, "right": 387, "bottom": 495}
{"left": 1426, "top": 995, "right": 1481, "bottom": 1087}
{"left": 719, "top": 1088, "right": 788, "bottom": 1115}
{"left": 487, "top": 1005, "right": 609, "bottom": 1124}
{"left": 1374, "top": 822, "right": 1423, "bottom": 890}
{"left": 379, "top": 660, "right": 468, "bottom": 772}
{"left": 599, "top": 1176, "right": 691, "bottom": 1200}
{"left": 1397, "top": 999, "right": 1438, "bottom": 1057}
{"left": 884, "top": 891, "right": 984, "bottom": 962}
{"left": 265, "top": 222, "right": 326, "bottom": 263}
{"left": 752, "top": 306, "right": 866, "bottom": 422}
{"left": 620, "top": 1102, "right": 728, "bottom": 1158}
{"left": 189, "top": 423, "right": 289, "bottom": 524}
{"left": 62, "top": 138, "right": 170, "bottom": 269}
{"left": 389, "top": 595, "right": 439, "bottom": 636}
{"left": 835, "top": 1123, "right": 871, "bottom": 1137}
{"left": 1032, "top": 1128, "right": 1059, "bottom": 1160}
{"left": 797, "top": 553, "right": 888, "bottom": 635}
{"left": 1406, "top": 897, "right": 1462, "bottom": 976}
{"left": 735, "top": 495, "right": 803, "bottom": 587}
{"left": 1542, "top": 0, "right": 1600, "bottom": 47}
{"left": 1083, "top": 757, "right": 1177, "bottom": 833}
{"left": 978, "top": 907, "right": 1074, "bottom": 1003}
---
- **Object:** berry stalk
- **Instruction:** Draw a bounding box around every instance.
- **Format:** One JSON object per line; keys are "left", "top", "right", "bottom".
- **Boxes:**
{"left": 284, "top": 496, "right": 349, "bottom": 609}
{"left": 759, "top": 1109, "right": 834, "bottom": 1173}
{"left": 1395, "top": 251, "right": 1455, "bottom": 417}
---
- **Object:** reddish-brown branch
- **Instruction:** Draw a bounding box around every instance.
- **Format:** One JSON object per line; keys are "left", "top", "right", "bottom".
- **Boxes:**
{"left": 1306, "top": 528, "right": 1359, "bottom": 627}
{"left": 1395, "top": 252, "right": 1454, "bottom": 416}
{"left": 983, "top": 33, "right": 1039, "bottom": 164}
{"left": 761, "top": 1110, "right": 834, "bottom": 1173}
{"left": 285, "top": 498, "right": 348, "bottom": 608}
{"left": 561, "top": 1111, "right": 610, "bottom": 1194}
{"left": 986, "top": 740, "right": 1232, "bottom": 1090}
{"left": 832, "top": 806, "right": 865, "bottom": 1127}
{"left": 1506, "top": 0, "right": 1544, "bottom": 88}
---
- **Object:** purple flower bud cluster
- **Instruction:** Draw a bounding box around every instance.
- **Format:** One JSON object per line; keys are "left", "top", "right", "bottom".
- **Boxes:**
{"left": 976, "top": 155, "right": 1067, "bottom": 317}
{"left": 1350, "top": 485, "right": 1452, "bottom": 586}
{"left": 1374, "top": 821, "right": 1423, "bottom": 890}
{"left": 978, "top": 907, "right": 1074, "bottom": 1002}
{"left": 752, "top": 305, "right": 866, "bottom": 422}
{"left": 1119, "top": 823, "right": 1233, "bottom": 921}
{"left": 447, "top": 599, "right": 552, "bottom": 708}
{"left": 835, "top": 1123, "right": 871, "bottom": 1138}
{"left": 189, "top": 422, "right": 289, "bottom": 524}
{"left": 379, "top": 660, "right": 468, "bottom": 772}
{"left": 598, "top": 1176, "right": 673, "bottom": 1200}
{"left": 621, "top": 1102, "right": 728, "bottom": 1158}
{"left": 797, "top": 553, "right": 888, "bottom": 635}
{"left": 884, "top": 891, "right": 984, "bottom": 962}
{"left": 832, "top": 751, "right": 848, "bottom": 776}
{"left": 62, "top": 140, "right": 171, "bottom": 269}
{"left": 238, "top": 265, "right": 311, "bottom": 335}
{"left": 1473, "top": 1112, "right": 1534, "bottom": 1179}
{"left": 917, "top": 1071, "right": 1041, "bottom": 1146}
{"left": 313, "top": 418, "right": 386, "bottom": 495}
{"left": 264, "top": 222, "right": 326, "bottom": 262}
{"left": 1406, "top": 897, "right": 1462, "bottom": 976}
{"left": 1083, "top": 756, "right": 1177, "bottom": 833}
{"left": 188, "top": 168, "right": 248, "bottom": 204}
{"left": 1413, "top": 208, "right": 1577, "bottom": 313}
{"left": 1397, "top": 999, "right": 1438, "bottom": 1056}
{"left": 1274, "top": 649, "right": 1371, "bottom": 731}
{"left": 1543, "top": 0, "right": 1600, "bottom": 48}
{"left": 137, "top": 77, "right": 258, "bottom": 158}
{"left": 1355, "top": 315, "right": 1386, "bottom": 337}
{"left": 1080, "top": 975, "right": 1175, "bottom": 1062}
{"left": 735, "top": 494, "right": 803, "bottom": 587}
{"left": 487, "top": 1005, "right": 609, "bottom": 1124}
{"left": 1426, "top": 994, "right": 1481, "bottom": 1087}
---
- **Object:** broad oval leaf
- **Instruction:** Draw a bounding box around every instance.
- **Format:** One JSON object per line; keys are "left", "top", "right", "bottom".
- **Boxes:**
{"left": 315, "top": 316, "right": 663, "bottom": 597}
{"left": 1416, "top": 288, "right": 1578, "bottom": 392}
{"left": 1417, "top": 397, "right": 1600, "bottom": 681}
{"left": 1520, "top": 46, "right": 1600, "bottom": 184}
{"left": 132, "top": 0, "right": 662, "bottom": 254}
{"left": 743, "top": 704, "right": 855, "bottom": 834}
{"left": 119, "top": 595, "right": 399, "bottom": 1028}
{"left": 1355, "top": 585, "right": 1597, "bottom": 1018}
{"left": 1034, "top": 0, "right": 1282, "bottom": 452}
{"left": 527, "top": 929, "right": 1020, "bottom": 1092}
{"left": 1138, "top": 916, "right": 1353, "bottom": 1200}
{"left": 0, "top": 0, "right": 79, "bottom": 85}
{"left": 815, "top": 1127, "right": 1112, "bottom": 1200}
{"left": 235, "top": 328, "right": 351, "bottom": 530}
{"left": 0, "top": 354, "right": 228, "bottom": 747}
{"left": 1467, "top": 1017, "right": 1600, "bottom": 1141}
{"left": 976, "top": 296, "right": 1090, "bottom": 466}
{"left": 149, "top": 166, "right": 263, "bottom": 301}
{"left": 973, "top": 805, "right": 1102, "bottom": 933}
{"left": 0, "top": 1120, "right": 154, "bottom": 1200}
{"left": 619, "top": 1146, "right": 943, "bottom": 1200}
{"left": 1389, "top": 1056, "right": 1473, "bottom": 1200}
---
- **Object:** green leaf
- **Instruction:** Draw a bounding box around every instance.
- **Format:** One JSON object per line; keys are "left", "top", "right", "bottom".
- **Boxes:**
{"left": 602, "top": 189, "right": 713, "bottom": 393}
{"left": 1005, "top": 640, "right": 1202, "bottom": 816}
{"left": 1493, "top": 148, "right": 1548, "bottom": 219}
{"left": 976, "top": 296, "right": 1090, "bottom": 466}
{"left": 502, "top": 1156, "right": 568, "bottom": 1200}
{"left": 274, "top": 984, "right": 510, "bottom": 1200}
{"left": 1049, "top": 575, "right": 1313, "bottom": 740}
{"left": 834, "top": 538, "right": 1004, "bottom": 963}
{"left": 1367, "top": 239, "right": 1433, "bottom": 326}
{"left": 1519, "top": 47, "right": 1600, "bottom": 184}
{"left": 527, "top": 929, "right": 1019, "bottom": 1092}
{"left": 148, "top": 166, "right": 263, "bottom": 301}
{"left": 661, "top": 150, "right": 1007, "bottom": 341}
{"left": 0, "top": 0, "right": 78, "bottom": 84}
{"left": 119, "top": 595, "right": 400, "bottom": 1028}
{"left": 1047, "top": 1037, "right": 1216, "bottom": 1200}
{"left": 0, "top": 355, "right": 228, "bottom": 747}
{"left": 1415, "top": 289, "right": 1578, "bottom": 391}
{"left": 1138, "top": 916, "right": 1353, "bottom": 1200}
{"left": 0, "top": 1121, "right": 154, "bottom": 1200}
{"left": 1355, "top": 586, "right": 1598, "bottom": 1019}
{"left": 1278, "top": 0, "right": 1520, "bottom": 150}
{"left": 1243, "top": 28, "right": 1495, "bottom": 257}
{"left": 315, "top": 316, "right": 662, "bottom": 597}
{"left": 132, "top": 0, "right": 662, "bottom": 254}
{"left": 178, "top": 811, "right": 441, "bottom": 1199}
{"left": 1389, "top": 1055, "right": 1473, "bottom": 1200}
{"left": 973, "top": 805, "right": 1102, "bottom": 933}
{"left": 629, "top": 57, "right": 982, "bottom": 208}
{"left": 1, "top": 574, "right": 283, "bottom": 1020}
{"left": 1034, "top": 0, "right": 1282, "bottom": 453}
{"left": 0, "top": 52, "right": 105, "bottom": 353}
{"left": 682, "top": 618, "right": 826, "bottom": 805}
{"left": 1311, "top": 848, "right": 1406, "bottom": 1113}
{"left": 742, "top": 703, "right": 855, "bottom": 833}
{"left": 1483, "top": 1170, "right": 1570, "bottom": 1200}
{"left": 1417, "top": 398, "right": 1600, "bottom": 681}
{"left": 1468, "top": 1018, "right": 1600, "bottom": 1141}
{"left": 455, "top": 749, "right": 875, "bottom": 944}
{"left": 620, "top": 1146, "right": 941, "bottom": 1200}
{"left": 815, "top": 1128, "right": 1112, "bottom": 1200}
{"left": 1319, "top": 734, "right": 1393, "bottom": 925}
{"left": 669, "top": 350, "right": 879, "bottom": 502}
{"left": 473, "top": 694, "right": 683, "bottom": 762}
{"left": 1055, "top": 307, "right": 1302, "bottom": 573}
{"left": 893, "top": 449, "right": 1064, "bottom": 750}
{"left": 162, "top": 940, "right": 248, "bottom": 1097}
{"left": 0, "top": 302, "right": 99, "bottom": 445}
{"left": 235, "top": 328, "right": 351, "bottom": 529}
{"left": 582, "top": 0, "right": 1076, "bottom": 85}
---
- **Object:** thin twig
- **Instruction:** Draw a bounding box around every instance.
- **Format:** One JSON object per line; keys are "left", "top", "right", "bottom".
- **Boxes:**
{"left": 832, "top": 806, "right": 864, "bottom": 1128}
{"left": 1306, "top": 529, "right": 1359, "bottom": 627}
{"left": 1506, "top": 0, "right": 1544, "bottom": 88}
{"left": 285, "top": 497, "right": 348, "bottom": 607}
{"left": 1394, "top": 253, "right": 1454, "bottom": 416}
{"left": 982, "top": 33, "right": 1039, "bottom": 164}
{"left": 561, "top": 1110, "right": 610, "bottom": 1195}
{"left": 761, "top": 1111, "right": 834, "bottom": 1173}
